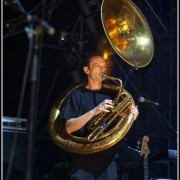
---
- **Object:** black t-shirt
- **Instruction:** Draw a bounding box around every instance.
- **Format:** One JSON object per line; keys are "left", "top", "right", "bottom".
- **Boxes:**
{"left": 59, "top": 87, "right": 118, "bottom": 176}
{"left": 60, "top": 87, "right": 116, "bottom": 136}
{"left": 59, "top": 87, "right": 141, "bottom": 177}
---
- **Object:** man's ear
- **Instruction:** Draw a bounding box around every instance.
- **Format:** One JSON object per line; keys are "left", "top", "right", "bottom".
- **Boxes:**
{"left": 83, "top": 67, "right": 89, "bottom": 74}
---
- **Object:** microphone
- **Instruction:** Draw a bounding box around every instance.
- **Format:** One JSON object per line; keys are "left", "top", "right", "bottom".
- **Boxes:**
{"left": 138, "top": 97, "right": 159, "bottom": 106}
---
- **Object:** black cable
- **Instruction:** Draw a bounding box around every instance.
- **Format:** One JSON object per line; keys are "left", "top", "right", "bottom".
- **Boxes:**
{"left": 3, "top": 29, "right": 25, "bottom": 39}
{"left": 114, "top": 58, "right": 142, "bottom": 97}
{"left": 144, "top": 0, "right": 169, "bottom": 34}
{"left": 4, "top": 0, "right": 59, "bottom": 38}
{"left": 151, "top": 105, "right": 177, "bottom": 134}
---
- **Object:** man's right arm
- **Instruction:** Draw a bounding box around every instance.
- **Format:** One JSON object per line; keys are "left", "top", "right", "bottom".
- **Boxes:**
{"left": 65, "top": 109, "right": 96, "bottom": 134}
{"left": 65, "top": 99, "right": 114, "bottom": 134}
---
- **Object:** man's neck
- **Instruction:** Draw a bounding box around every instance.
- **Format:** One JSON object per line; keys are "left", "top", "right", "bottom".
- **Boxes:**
{"left": 86, "top": 79, "right": 102, "bottom": 90}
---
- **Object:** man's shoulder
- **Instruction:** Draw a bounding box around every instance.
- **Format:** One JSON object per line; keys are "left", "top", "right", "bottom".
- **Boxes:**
{"left": 69, "top": 87, "right": 86, "bottom": 98}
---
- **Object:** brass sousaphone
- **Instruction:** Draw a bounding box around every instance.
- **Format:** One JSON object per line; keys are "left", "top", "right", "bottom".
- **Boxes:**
{"left": 48, "top": 0, "right": 154, "bottom": 154}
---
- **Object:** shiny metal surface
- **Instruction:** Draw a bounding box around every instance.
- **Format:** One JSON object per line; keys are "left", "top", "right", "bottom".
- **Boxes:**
{"left": 96, "top": 35, "right": 114, "bottom": 75}
{"left": 101, "top": 0, "right": 154, "bottom": 68}
{"left": 48, "top": 79, "right": 135, "bottom": 154}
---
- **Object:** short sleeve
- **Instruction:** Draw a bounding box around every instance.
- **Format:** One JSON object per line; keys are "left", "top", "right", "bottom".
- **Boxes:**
{"left": 59, "top": 91, "right": 80, "bottom": 122}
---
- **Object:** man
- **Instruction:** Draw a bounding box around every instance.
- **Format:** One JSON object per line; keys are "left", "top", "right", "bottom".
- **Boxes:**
{"left": 60, "top": 54, "right": 143, "bottom": 179}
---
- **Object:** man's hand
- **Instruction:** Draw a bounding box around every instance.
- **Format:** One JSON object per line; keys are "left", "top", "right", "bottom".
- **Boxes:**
{"left": 130, "top": 106, "right": 139, "bottom": 121}
{"left": 90, "top": 99, "right": 114, "bottom": 115}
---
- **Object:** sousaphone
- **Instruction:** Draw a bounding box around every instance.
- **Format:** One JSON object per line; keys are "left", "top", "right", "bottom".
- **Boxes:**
{"left": 48, "top": 0, "right": 154, "bottom": 154}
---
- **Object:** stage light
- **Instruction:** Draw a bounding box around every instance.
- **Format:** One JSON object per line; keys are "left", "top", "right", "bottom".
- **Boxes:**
{"left": 60, "top": 31, "right": 69, "bottom": 41}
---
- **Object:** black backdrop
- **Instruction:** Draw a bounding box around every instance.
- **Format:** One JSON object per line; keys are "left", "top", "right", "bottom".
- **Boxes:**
{"left": 3, "top": 0, "right": 177, "bottom": 179}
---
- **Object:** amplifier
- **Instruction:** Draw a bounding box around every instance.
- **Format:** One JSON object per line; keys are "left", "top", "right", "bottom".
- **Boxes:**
{"left": 2, "top": 116, "right": 28, "bottom": 132}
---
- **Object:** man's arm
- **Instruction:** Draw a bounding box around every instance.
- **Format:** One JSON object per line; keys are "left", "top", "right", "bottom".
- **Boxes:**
{"left": 65, "top": 99, "right": 114, "bottom": 134}
{"left": 65, "top": 110, "right": 96, "bottom": 134}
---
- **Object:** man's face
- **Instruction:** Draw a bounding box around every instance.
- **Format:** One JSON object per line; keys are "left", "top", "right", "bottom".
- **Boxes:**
{"left": 85, "top": 56, "right": 107, "bottom": 81}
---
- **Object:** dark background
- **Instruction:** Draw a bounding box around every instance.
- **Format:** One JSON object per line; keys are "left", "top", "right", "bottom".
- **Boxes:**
{"left": 3, "top": 0, "right": 177, "bottom": 179}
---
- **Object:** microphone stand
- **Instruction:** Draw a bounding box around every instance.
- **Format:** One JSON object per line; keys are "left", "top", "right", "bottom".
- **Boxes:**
{"left": 24, "top": 15, "right": 55, "bottom": 180}
{"left": 25, "top": 24, "right": 42, "bottom": 180}
{"left": 149, "top": 105, "right": 177, "bottom": 134}
{"left": 4, "top": 2, "right": 55, "bottom": 180}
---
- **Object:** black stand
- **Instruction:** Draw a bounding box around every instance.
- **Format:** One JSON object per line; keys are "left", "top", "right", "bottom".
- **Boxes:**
{"left": 4, "top": 3, "right": 55, "bottom": 180}
{"left": 24, "top": 14, "right": 55, "bottom": 180}
{"left": 5, "top": 22, "right": 42, "bottom": 180}
{"left": 150, "top": 105, "right": 177, "bottom": 134}
{"left": 25, "top": 25, "right": 41, "bottom": 180}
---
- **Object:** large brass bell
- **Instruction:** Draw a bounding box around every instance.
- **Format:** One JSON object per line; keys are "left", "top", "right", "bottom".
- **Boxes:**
{"left": 101, "top": 0, "right": 154, "bottom": 68}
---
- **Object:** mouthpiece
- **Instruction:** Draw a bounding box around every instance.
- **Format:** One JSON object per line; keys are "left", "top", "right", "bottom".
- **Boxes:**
{"left": 99, "top": 72, "right": 108, "bottom": 79}
{"left": 99, "top": 73, "right": 121, "bottom": 82}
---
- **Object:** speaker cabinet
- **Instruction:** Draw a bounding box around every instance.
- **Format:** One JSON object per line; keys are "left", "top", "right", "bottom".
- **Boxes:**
{"left": 3, "top": 131, "right": 28, "bottom": 178}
